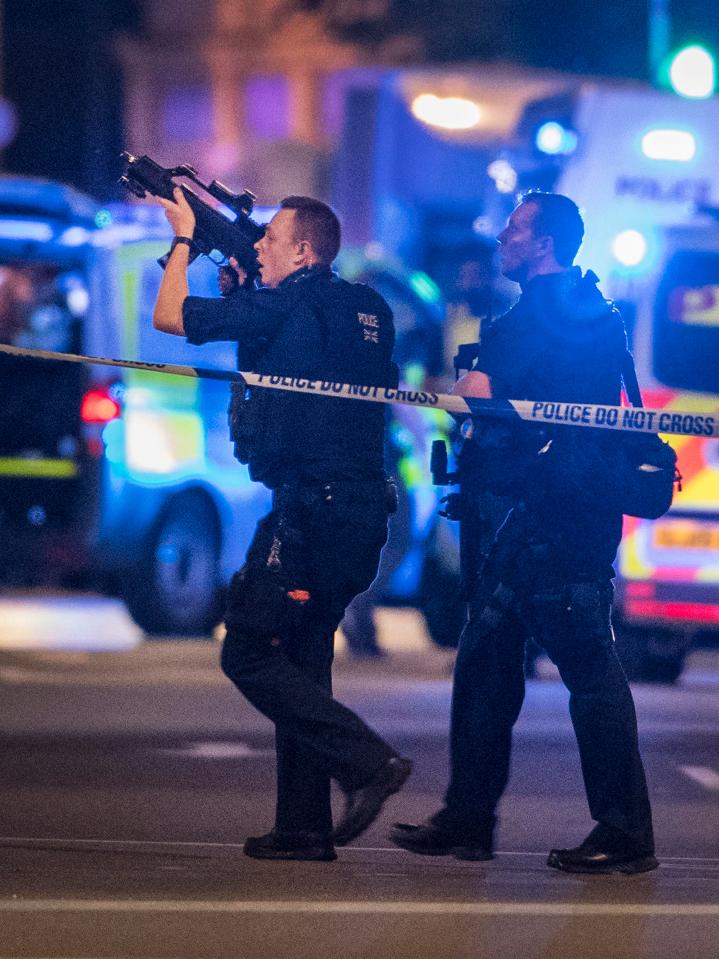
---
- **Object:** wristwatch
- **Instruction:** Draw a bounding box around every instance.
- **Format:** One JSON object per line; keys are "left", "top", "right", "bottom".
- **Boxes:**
{"left": 170, "top": 236, "right": 194, "bottom": 253}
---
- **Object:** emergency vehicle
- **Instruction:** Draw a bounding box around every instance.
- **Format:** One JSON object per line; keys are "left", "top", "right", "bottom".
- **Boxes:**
{"left": 0, "top": 176, "right": 458, "bottom": 643}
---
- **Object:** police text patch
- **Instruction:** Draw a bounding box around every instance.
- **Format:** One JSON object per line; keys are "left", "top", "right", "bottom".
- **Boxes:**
{"left": 358, "top": 312, "right": 379, "bottom": 328}
{"left": 358, "top": 313, "right": 379, "bottom": 344}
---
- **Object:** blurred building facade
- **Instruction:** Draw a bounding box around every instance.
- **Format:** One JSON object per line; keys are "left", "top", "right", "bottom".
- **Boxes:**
{"left": 116, "top": 0, "right": 420, "bottom": 202}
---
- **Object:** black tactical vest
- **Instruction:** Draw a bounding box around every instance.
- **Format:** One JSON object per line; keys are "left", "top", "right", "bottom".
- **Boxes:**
{"left": 229, "top": 267, "right": 397, "bottom": 488}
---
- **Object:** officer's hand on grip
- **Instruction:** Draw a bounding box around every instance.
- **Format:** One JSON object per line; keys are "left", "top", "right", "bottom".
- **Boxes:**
{"left": 156, "top": 187, "right": 197, "bottom": 238}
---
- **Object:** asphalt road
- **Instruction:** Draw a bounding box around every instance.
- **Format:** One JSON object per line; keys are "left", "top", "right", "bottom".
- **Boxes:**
{"left": 0, "top": 598, "right": 717, "bottom": 958}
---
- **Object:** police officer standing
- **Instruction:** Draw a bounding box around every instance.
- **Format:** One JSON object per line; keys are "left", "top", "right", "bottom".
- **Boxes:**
{"left": 391, "top": 192, "right": 657, "bottom": 874}
{"left": 153, "top": 188, "right": 411, "bottom": 861}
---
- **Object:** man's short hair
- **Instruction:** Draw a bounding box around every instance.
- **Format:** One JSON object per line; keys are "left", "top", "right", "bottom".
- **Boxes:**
{"left": 520, "top": 191, "right": 584, "bottom": 266}
{"left": 280, "top": 196, "right": 341, "bottom": 264}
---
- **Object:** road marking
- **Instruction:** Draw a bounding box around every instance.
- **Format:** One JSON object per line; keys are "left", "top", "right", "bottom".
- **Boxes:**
{"left": 0, "top": 598, "right": 141, "bottom": 652}
{"left": 679, "top": 765, "right": 719, "bottom": 791}
{"left": 0, "top": 899, "right": 717, "bottom": 916}
{"left": 0, "top": 666, "right": 223, "bottom": 686}
{"left": 157, "top": 741, "right": 274, "bottom": 759}
{"left": 1, "top": 838, "right": 718, "bottom": 866}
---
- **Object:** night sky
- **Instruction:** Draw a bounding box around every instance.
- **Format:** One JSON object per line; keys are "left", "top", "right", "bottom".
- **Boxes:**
{"left": 2, "top": 0, "right": 141, "bottom": 198}
{"left": 2, "top": 0, "right": 718, "bottom": 199}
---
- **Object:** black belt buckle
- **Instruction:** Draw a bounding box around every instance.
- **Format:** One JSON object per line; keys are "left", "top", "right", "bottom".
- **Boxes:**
{"left": 385, "top": 478, "right": 399, "bottom": 514}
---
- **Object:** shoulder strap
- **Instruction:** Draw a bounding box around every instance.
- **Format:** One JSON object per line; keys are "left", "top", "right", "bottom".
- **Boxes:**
{"left": 621, "top": 349, "right": 644, "bottom": 409}
{"left": 454, "top": 342, "right": 479, "bottom": 377}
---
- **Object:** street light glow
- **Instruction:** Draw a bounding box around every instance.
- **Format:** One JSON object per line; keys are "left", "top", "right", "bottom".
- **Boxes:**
{"left": 411, "top": 93, "right": 482, "bottom": 131}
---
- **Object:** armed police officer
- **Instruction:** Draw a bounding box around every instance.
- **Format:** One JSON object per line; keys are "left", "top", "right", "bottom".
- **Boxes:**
{"left": 391, "top": 191, "right": 657, "bottom": 875}
{"left": 153, "top": 188, "right": 411, "bottom": 862}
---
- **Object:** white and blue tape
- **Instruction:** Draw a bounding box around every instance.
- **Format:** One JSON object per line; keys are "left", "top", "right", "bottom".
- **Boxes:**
{"left": 0, "top": 343, "right": 716, "bottom": 439}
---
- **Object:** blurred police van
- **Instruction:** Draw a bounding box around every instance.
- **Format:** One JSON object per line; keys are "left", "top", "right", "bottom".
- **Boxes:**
{"left": 0, "top": 176, "right": 459, "bottom": 641}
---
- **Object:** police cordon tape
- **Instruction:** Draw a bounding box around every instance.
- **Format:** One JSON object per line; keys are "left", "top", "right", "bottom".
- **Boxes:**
{"left": 1, "top": 342, "right": 717, "bottom": 440}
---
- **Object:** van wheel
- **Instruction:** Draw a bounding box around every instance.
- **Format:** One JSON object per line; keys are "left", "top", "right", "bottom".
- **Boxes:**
{"left": 614, "top": 622, "right": 690, "bottom": 684}
{"left": 122, "top": 493, "right": 224, "bottom": 637}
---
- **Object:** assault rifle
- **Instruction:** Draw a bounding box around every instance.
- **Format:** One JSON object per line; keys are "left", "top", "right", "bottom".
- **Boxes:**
{"left": 119, "top": 152, "right": 264, "bottom": 285}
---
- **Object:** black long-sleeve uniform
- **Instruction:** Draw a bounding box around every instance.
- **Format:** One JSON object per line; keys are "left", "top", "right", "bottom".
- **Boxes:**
{"left": 183, "top": 264, "right": 401, "bottom": 838}
{"left": 433, "top": 268, "right": 654, "bottom": 855}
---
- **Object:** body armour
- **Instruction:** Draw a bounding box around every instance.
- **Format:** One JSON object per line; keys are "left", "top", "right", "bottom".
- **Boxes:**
{"left": 465, "top": 268, "right": 628, "bottom": 575}
{"left": 184, "top": 265, "right": 398, "bottom": 488}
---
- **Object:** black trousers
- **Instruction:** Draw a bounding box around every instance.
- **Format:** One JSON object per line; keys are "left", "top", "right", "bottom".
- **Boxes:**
{"left": 221, "top": 480, "right": 396, "bottom": 837}
{"left": 433, "top": 561, "right": 654, "bottom": 853}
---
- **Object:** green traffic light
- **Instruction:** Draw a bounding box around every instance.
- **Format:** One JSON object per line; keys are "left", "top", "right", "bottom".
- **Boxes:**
{"left": 666, "top": 45, "right": 716, "bottom": 99}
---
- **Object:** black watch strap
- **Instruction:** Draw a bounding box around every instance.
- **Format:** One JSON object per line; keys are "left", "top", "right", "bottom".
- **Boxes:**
{"left": 170, "top": 236, "right": 194, "bottom": 253}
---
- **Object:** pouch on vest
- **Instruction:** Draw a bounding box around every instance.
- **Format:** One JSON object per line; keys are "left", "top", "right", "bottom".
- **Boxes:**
{"left": 614, "top": 350, "right": 680, "bottom": 519}
{"left": 228, "top": 377, "right": 255, "bottom": 464}
{"left": 540, "top": 351, "right": 680, "bottom": 520}
{"left": 611, "top": 431, "right": 678, "bottom": 519}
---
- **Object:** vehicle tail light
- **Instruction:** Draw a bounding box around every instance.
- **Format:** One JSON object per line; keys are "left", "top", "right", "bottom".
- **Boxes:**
{"left": 625, "top": 598, "right": 719, "bottom": 623}
{"left": 81, "top": 387, "right": 121, "bottom": 424}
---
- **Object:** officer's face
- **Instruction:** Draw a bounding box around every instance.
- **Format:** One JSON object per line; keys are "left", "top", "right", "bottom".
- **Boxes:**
{"left": 254, "top": 209, "right": 304, "bottom": 288}
{"left": 497, "top": 202, "right": 545, "bottom": 285}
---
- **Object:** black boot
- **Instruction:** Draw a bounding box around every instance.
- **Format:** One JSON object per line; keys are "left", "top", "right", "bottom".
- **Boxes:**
{"left": 390, "top": 822, "right": 493, "bottom": 861}
{"left": 333, "top": 757, "right": 412, "bottom": 845}
{"left": 244, "top": 830, "right": 337, "bottom": 862}
{"left": 547, "top": 824, "right": 657, "bottom": 875}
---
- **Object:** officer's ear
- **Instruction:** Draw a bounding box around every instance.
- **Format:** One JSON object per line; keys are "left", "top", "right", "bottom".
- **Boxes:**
{"left": 535, "top": 233, "right": 554, "bottom": 260}
{"left": 295, "top": 239, "right": 314, "bottom": 265}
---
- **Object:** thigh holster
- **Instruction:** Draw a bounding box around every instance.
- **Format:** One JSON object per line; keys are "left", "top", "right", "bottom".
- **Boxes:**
{"left": 225, "top": 567, "right": 311, "bottom": 639}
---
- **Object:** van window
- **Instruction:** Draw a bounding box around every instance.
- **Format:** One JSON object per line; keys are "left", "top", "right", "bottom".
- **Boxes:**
{"left": 0, "top": 263, "right": 86, "bottom": 353}
{"left": 653, "top": 251, "right": 719, "bottom": 394}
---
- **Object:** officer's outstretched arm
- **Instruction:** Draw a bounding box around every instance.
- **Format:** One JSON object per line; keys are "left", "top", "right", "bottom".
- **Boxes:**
{"left": 153, "top": 188, "right": 196, "bottom": 336}
{"left": 153, "top": 242, "right": 190, "bottom": 336}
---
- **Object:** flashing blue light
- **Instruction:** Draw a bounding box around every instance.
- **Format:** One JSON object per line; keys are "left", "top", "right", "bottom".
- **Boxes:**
{"left": 95, "top": 209, "right": 113, "bottom": 228}
{"left": 613, "top": 230, "right": 647, "bottom": 267}
{"left": 611, "top": 228, "right": 661, "bottom": 277}
{"left": 535, "top": 121, "right": 578, "bottom": 156}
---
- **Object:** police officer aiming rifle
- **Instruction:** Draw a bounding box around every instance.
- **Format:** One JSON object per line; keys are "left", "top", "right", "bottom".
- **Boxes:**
{"left": 151, "top": 182, "right": 411, "bottom": 862}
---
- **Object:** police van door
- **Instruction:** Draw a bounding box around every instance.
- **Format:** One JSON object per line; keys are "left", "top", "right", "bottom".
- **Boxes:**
{"left": 0, "top": 259, "right": 92, "bottom": 584}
